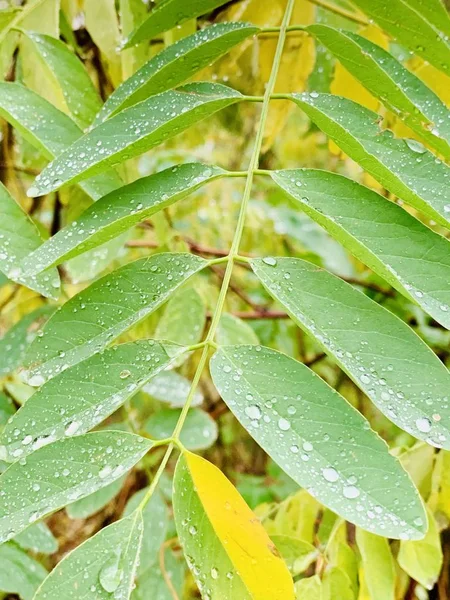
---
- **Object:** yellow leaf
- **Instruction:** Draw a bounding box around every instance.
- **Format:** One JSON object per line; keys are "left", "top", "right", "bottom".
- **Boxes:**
{"left": 173, "top": 451, "right": 295, "bottom": 600}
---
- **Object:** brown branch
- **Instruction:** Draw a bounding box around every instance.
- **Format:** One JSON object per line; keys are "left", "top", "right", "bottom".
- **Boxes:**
{"left": 341, "top": 276, "right": 395, "bottom": 298}
{"left": 0, "top": 163, "right": 40, "bottom": 176}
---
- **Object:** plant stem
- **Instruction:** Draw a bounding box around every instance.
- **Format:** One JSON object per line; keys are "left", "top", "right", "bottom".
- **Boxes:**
{"left": 138, "top": 0, "right": 296, "bottom": 510}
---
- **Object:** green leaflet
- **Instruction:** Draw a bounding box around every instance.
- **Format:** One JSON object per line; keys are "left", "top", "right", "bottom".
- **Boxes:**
{"left": 19, "top": 31, "right": 102, "bottom": 129}
{"left": 144, "top": 370, "right": 204, "bottom": 408}
{"left": 144, "top": 408, "right": 218, "bottom": 450}
{"left": 0, "top": 82, "right": 122, "bottom": 201}
{"left": 67, "top": 476, "right": 126, "bottom": 519}
{"left": 398, "top": 506, "right": 443, "bottom": 590}
{"left": 308, "top": 25, "right": 450, "bottom": 159}
{"left": 156, "top": 287, "right": 206, "bottom": 346}
{"left": 350, "top": 0, "right": 450, "bottom": 74}
{"left": 271, "top": 169, "right": 450, "bottom": 329}
{"left": 122, "top": 0, "right": 230, "bottom": 48}
{"left": 0, "top": 542, "right": 48, "bottom": 600}
{"left": 14, "top": 522, "right": 58, "bottom": 554}
{"left": 0, "top": 306, "right": 53, "bottom": 376}
{"left": 270, "top": 535, "right": 317, "bottom": 576}
{"left": 1, "top": 340, "right": 182, "bottom": 462}
{"left": 356, "top": 529, "right": 396, "bottom": 600}
{"left": 0, "top": 183, "right": 60, "bottom": 298}
{"left": 21, "top": 163, "right": 226, "bottom": 274}
{"left": 289, "top": 92, "right": 450, "bottom": 228}
{"left": 34, "top": 512, "right": 143, "bottom": 599}
{"left": 124, "top": 487, "right": 169, "bottom": 574}
{"left": 27, "top": 83, "right": 244, "bottom": 197}
{"left": 217, "top": 313, "right": 259, "bottom": 345}
{"left": 96, "top": 22, "right": 258, "bottom": 123}
{"left": 251, "top": 257, "right": 450, "bottom": 448}
{"left": 210, "top": 345, "right": 426, "bottom": 539}
{"left": 23, "top": 253, "right": 207, "bottom": 384}
{"left": 0, "top": 431, "right": 152, "bottom": 542}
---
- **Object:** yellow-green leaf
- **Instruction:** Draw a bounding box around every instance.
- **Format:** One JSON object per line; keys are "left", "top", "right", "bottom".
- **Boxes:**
{"left": 173, "top": 452, "right": 295, "bottom": 600}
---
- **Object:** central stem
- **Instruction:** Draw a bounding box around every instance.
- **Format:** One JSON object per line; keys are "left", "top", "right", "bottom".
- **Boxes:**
{"left": 139, "top": 0, "right": 296, "bottom": 511}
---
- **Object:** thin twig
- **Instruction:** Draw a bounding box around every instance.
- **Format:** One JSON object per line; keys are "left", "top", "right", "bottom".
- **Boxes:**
{"left": 159, "top": 539, "right": 181, "bottom": 600}
{"left": 0, "top": 163, "right": 40, "bottom": 176}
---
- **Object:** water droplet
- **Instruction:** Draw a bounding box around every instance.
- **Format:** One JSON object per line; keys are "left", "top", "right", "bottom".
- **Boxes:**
{"left": 322, "top": 467, "right": 339, "bottom": 482}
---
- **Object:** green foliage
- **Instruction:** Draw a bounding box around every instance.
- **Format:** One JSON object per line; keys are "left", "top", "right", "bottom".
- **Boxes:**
{"left": 0, "top": 0, "right": 449, "bottom": 598}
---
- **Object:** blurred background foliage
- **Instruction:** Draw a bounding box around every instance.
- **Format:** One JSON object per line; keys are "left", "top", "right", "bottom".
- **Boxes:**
{"left": 0, "top": 0, "right": 450, "bottom": 598}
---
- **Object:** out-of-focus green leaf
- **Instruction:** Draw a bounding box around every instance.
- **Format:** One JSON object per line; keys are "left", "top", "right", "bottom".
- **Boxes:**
{"left": 295, "top": 575, "right": 322, "bottom": 600}
{"left": 85, "top": 0, "right": 121, "bottom": 87}
{"left": 122, "top": 0, "right": 230, "bottom": 48}
{"left": 144, "top": 370, "right": 204, "bottom": 408}
{"left": 22, "top": 163, "right": 225, "bottom": 274}
{"left": 145, "top": 408, "right": 218, "bottom": 450}
{"left": 0, "top": 183, "right": 60, "bottom": 297}
{"left": 156, "top": 287, "right": 206, "bottom": 346}
{"left": 173, "top": 452, "right": 295, "bottom": 600}
{"left": 0, "top": 306, "right": 53, "bottom": 376}
{"left": 19, "top": 31, "right": 102, "bottom": 129}
{"left": 272, "top": 169, "right": 450, "bottom": 328}
{"left": 34, "top": 512, "right": 143, "bottom": 599}
{"left": 124, "top": 487, "right": 168, "bottom": 574}
{"left": 0, "top": 431, "right": 152, "bottom": 542}
{"left": 27, "top": 83, "right": 244, "bottom": 197}
{"left": 356, "top": 529, "right": 396, "bottom": 600}
{"left": 23, "top": 253, "right": 207, "bottom": 384}
{"left": 350, "top": 0, "right": 450, "bottom": 74}
{"left": 14, "top": 521, "right": 58, "bottom": 554}
{"left": 323, "top": 566, "right": 354, "bottom": 600}
{"left": 0, "top": 542, "right": 48, "bottom": 600}
{"left": 398, "top": 507, "right": 443, "bottom": 590}
{"left": 2, "top": 340, "right": 181, "bottom": 461}
{"left": 251, "top": 257, "right": 450, "bottom": 448}
{"left": 0, "top": 392, "right": 15, "bottom": 428}
{"left": 217, "top": 313, "right": 259, "bottom": 345}
{"left": 0, "top": 83, "right": 122, "bottom": 201}
{"left": 270, "top": 535, "right": 318, "bottom": 576}
{"left": 132, "top": 547, "right": 185, "bottom": 600}
{"left": 210, "top": 344, "right": 426, "bottom": 539}
{"left": 308, "top": 26, "right": 450, "bottom": 158}
{"left": 289, "top": 92, "right": 450, "bottom": 228}
{"left": 97, "top": 22, "right": 258, "bottom": 123}
{"left": 67, "top": 475, "right": 126, "bottom": 519}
